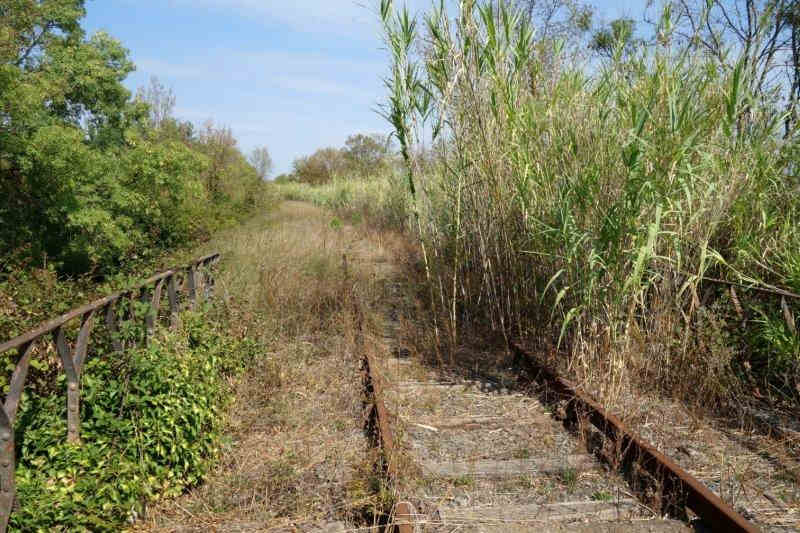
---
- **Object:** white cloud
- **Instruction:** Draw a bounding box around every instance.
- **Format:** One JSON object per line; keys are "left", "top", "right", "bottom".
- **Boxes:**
{"left": 164, "top": 0, "right": 433, "bottom": 41}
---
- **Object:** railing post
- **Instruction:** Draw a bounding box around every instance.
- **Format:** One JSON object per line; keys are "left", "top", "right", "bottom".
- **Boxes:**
{"left": 0, "top": 341, "right": 34, "bottom": 533}
{"left": 168, "top": 274, "right": 180, "bottom": 329}
{"left": 105, "top": 299, "right": 123, "bottom": 353}
{"left": 188, "top": 264, "right": 198, "bottom": 310}
{"left": 54, "top": 327, "right": 80, "bottom": 443}
{"left": 143, "top": 279, "right": 165, "bottom": 344}
{"left": 53, "top": 310, "right": 95, "bottom": 444}
{"left": 203, "top": 259, "right": 216, "bottom": 300}
{"left": 0, "top": 407, "right": 14, "bottom": 533}
{"left": 151, "top": 278, "right": 165, "bottom": 328}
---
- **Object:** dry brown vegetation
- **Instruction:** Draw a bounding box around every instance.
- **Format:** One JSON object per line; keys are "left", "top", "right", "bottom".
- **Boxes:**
{"left": 129, "top": 202, "right": 417, "bottom": 531}
{"left": 276, "top": 179, "right": 800, "bottom": 528}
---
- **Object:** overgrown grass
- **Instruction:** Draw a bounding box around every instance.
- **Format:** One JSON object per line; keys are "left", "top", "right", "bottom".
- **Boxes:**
{"left": 376, "top": 0, "right": 800, "bottom": 411}
{"left": 273, "top": 175, "right": 409, "bottom": 230}
{"left": 136, "top": 202, "right": 401, "bottom": 530}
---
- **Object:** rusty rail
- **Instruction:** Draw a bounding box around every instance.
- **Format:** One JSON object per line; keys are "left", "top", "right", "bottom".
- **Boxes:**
{"left": 511, "top": 341, "right": 760, "bottom": 533}
{"left": 360, "top": 304, "right": 415, "bottom": 533}
{"left": 364, "top": 352, "right": 401, "bottom": 479}
{"left": 0, "top": 252, "right": 220, "bottom": 533}
{"left": 363, "top": 352, "right": 415, "bottom": 533}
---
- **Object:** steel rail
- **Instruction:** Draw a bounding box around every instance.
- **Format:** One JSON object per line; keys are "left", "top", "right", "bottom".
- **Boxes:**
{"left": 511, "top": 342, "right": 760, "bottom": 533}
{"left": 0, "top": 252, "right": 220, "bottom": 533}
{"left": 361, "top": 320, "right": 414, "bottom": 533}
{"left": 364, "top": 352, "right": 415, "bottom": 533}
{"left": 364, "top": 352, "right": 401, "bottom": 479}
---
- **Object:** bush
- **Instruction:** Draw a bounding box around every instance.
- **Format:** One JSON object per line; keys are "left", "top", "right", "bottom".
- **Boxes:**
{"left": 274, "top": 174, "right": 409, "bottom": 230}
{"left": 9, "top": 312, "right": 258, "bottom": 532}
{"left": 0, "top": 2, "right": 270, "bottom": 278}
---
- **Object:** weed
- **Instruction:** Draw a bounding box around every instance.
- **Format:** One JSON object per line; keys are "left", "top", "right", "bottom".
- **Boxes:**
{"left": 512, "top": 447, "right": 531, "bottom": 459}
{"left": 498, "top": 476, "right": 536, "bottom": 491}
{"left": 591, "top": 490, "right": 613, "bottom": 502}
{"left": 453, "top": 475, "right": 475, "bottom": 488}
{"left": 378, "top": 0, "right": 800, "bottom": 411}
{"left": 560, "top": 468, "right": 578, "bottom": 492}
{"left": 11, "top": 314, "right": 258, "bottom": 532}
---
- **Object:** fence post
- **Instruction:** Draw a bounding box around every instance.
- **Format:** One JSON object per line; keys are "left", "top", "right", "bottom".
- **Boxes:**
{"left": 53, "top": 310, "right": 95, "bottom": 444}
{"left": 105, "top": 299, "right": 123, "bottom": 353}
{"left": 0, "top": 341, "right": 34, "bottom": 533}
{"left": 144, "top": 278, "right": 166, "bottom": 344}
{"left": 188, "top": 264, "right": 198, "bottom": 310}
{"left": 152, "top": 278, "right": 165, "bottom": 327}
{"left": 0, "top": 407, "right": 14, "bottom": 533}
{"left": 168, "top": 274, "right": 180, "bottom": 329}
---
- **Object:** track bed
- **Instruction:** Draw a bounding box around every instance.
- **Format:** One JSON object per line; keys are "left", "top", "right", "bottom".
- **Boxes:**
{"left": 375, "top": 350, "right": 688, "bottom": 531}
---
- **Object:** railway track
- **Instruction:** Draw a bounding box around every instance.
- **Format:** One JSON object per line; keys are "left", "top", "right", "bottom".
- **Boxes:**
{"left": 360, "top": 306, "right": 767, "bottom": 532}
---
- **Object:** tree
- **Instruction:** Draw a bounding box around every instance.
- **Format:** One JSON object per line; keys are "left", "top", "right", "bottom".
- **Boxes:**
{"left": 292, "top": 147, "right": 345, "bottom": 185}
{"left": 1, "top": 0, "right": 86, "bottom": 67}
{"left": 513, "top": 0, "right": 595, "bottom": 88}
{"left": 136, "top": 75, "right": 176, "bottom": 129}
{"left": 197, "top": 119, "right": 237, "bottom": 197}
{"left": 249, "top": 146, "right": 273, "bottom": 180}
{"left": 515, "top": 0, "right": 593, "bottom": 41}
{"left": 343, "top": 133, "right": 391, "bottom": 177}
{"left": 0, "top": 0, "right": 143, "bottom": 270}
{"left": 273, "top": 173, "right": 295, "bottom": 183}
{"left": 0, "top": 0, "right": 268, "bottom": 276}
{"left": 657, "top": 0, "right": 800, "bottom": 132}
{"left": 590, "top": 17, "right": 638, "bottom": 59}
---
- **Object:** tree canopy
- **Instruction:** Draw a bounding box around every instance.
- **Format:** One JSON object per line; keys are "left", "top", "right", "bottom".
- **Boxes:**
{"left": 0, "top": 0, "right": 269, "bottom": 275}
{"left": 290, "top": 133, "right": 394, "bottom": 184}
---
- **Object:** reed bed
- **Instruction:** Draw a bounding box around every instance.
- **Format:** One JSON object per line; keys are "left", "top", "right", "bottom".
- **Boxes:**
{"left": 378, "top": 0, "right": 800, "bottom": 412}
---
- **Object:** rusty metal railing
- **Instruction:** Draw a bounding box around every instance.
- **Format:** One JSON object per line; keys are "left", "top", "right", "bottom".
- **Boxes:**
{"left": 0, "top": 252, "right": 220, "bottom": 532}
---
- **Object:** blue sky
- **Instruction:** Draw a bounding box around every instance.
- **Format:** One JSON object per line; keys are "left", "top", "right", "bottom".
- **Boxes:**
{"left": 84, "top": 1, "right": 645, "bottom": 176}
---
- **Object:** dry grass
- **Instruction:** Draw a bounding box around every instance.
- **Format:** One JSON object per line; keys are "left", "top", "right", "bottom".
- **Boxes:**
{"left": 130, "top": 201, "right": 413, "bottom": 532}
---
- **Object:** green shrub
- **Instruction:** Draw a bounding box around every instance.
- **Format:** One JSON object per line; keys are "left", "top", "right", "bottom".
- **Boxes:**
{"left": 9, "top": 312, "right": 257, "bottom": 532}
{"left": 273, "top": 175, "right": 409, "bottom": 230}
{"left": 0, "top": 1, "right": 271, "bottom": 277}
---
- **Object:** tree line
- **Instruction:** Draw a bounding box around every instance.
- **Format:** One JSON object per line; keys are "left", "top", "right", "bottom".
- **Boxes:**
{"left": 0, "top": 0, "right": 273, "bottom": 277}
{"left": 274, "top": 133, "right": 395, "bottom": 185}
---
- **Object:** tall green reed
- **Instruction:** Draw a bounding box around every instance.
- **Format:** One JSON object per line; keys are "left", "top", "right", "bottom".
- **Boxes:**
{"left": 381, "top": 0, "right": 800, "bottom": 408}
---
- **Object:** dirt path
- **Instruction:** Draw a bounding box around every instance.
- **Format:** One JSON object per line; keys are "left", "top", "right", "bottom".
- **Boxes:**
{"left": 132, "top": 201, "right": 410, "bottom": 532}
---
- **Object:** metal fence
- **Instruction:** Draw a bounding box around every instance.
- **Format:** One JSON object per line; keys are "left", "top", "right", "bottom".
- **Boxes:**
{"left": 0, "top": 252, "right": 220, "bottom": 532}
